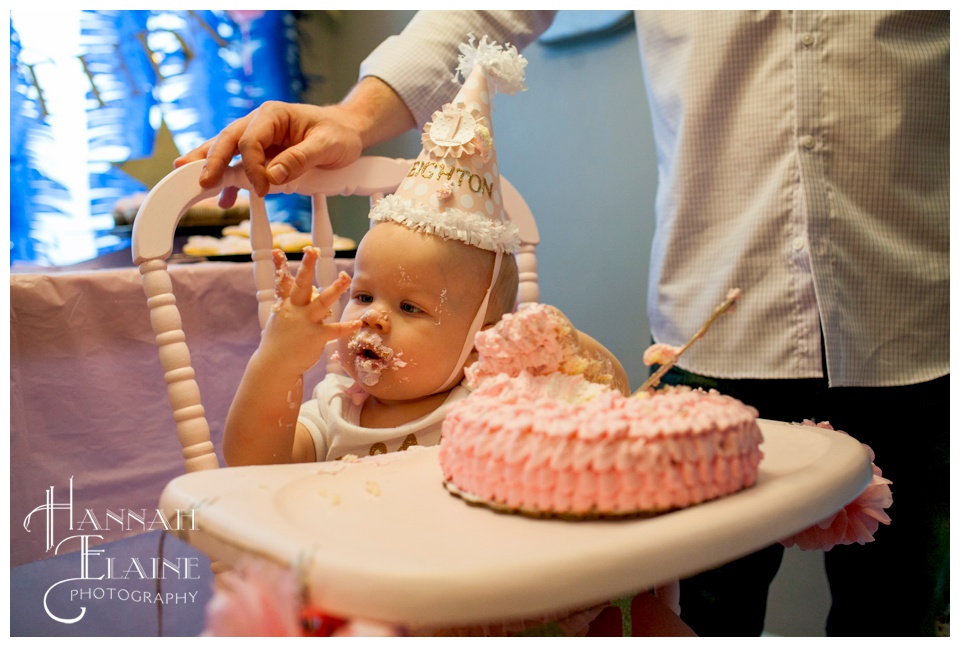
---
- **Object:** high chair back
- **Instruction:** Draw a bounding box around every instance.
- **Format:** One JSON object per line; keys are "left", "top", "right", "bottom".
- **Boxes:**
{"left": 132, "top": 157, "right": 540, "bottom": 473}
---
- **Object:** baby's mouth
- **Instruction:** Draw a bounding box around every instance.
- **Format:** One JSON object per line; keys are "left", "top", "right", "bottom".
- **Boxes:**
{"left": 348, "top": 330, "right": 395, "bottom": 386}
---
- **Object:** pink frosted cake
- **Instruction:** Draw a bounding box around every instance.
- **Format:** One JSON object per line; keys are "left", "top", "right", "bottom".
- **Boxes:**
{"left": 440, "top": 373, "right": 763, "bottom": 516}
{"left": 440, "top": 302, "right": 763, "bottom": 517}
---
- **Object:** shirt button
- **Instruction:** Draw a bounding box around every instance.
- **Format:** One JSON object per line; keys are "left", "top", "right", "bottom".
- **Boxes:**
{"left": 792, "top": 237, "right": 806, "bottom": 251}
{"left": 800, "top": 135, "right": 816, "bottom": 150}
{"left": 800, "top": 32, "right": 816, "bottom": 47}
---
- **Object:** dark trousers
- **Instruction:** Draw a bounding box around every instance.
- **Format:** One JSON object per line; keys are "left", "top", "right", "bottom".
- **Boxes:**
{"left": 661, "top": 367, "right": 949, "bottom": 636}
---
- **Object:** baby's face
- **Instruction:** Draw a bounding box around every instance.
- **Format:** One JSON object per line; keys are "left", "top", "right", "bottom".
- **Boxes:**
{"left": 338, "top": 223, "right": 492, "bottom": 402}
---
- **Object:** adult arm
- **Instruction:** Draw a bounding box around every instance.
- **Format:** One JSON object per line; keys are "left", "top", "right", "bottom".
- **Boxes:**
{"left": 176, "top": 10, "right": 556, "bottom": 199}
{"left": 360, "top": 10, "right": 557, "bottom": 128}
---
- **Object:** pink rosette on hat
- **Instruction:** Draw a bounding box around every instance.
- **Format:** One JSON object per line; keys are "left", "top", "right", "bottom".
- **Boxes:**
{"left": 779, "top": 420, "right": 893, "bottom": 551}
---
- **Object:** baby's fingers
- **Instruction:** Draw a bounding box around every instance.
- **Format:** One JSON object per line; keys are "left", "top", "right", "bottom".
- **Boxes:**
{"left": 273, "top": 249, "right": 295, "bottom": 300}
{"left": 308, "top": 271, "right": 353, "bottom": 323}
{"left": 324, "top": 319, "right": 363, "bottom": 338}
{"left": 289, "top": 247, "right": 319, "bottom": 307}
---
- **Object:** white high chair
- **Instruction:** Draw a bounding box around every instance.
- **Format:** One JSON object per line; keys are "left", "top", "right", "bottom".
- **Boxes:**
{"left": 131, "top": 156, "right": 540, "bottom": 474}
{"left": 134, "top": 158, "right": 871, "bottom": 632}
{"left": 139, "top": 158, "right": 872, "bottom": 626}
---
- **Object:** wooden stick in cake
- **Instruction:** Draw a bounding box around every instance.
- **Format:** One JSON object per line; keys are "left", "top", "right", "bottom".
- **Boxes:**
{"left": 634, "top": 288, "right": 742, "bottom": 395}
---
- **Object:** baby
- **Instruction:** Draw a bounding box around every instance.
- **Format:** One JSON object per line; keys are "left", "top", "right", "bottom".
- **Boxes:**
{"left": 223, "top": 221, "right": 520, "bottom": 465}
{"left": 222, "top": 33, "right": 629, "bottom": 467}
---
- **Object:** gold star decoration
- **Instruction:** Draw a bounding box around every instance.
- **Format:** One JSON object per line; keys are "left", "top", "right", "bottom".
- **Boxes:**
{"left": 115, "top": 120, "right": 182, "bottom": 190}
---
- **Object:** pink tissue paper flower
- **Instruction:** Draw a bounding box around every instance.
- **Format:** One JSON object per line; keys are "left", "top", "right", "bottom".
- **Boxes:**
{"left": 203, "top": 558, "right": 302, "bottom": 636}
{"left": 203, "top": 557, "right": 401, "bottom": 637}
{"left": 779, "top": 420, "right": 893, "bottom": 551}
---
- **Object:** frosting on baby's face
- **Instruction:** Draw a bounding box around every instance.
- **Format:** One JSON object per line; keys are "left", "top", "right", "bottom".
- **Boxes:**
{"left": 347, "top": 329, "right": 406, "bottom": 386}
{"left": 338, "top": 222, "right": 493, "bottom": 402}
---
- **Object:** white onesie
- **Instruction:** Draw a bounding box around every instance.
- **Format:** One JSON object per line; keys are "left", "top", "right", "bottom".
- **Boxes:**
{"left": 298, "top": 373, "right": 470, "bottom": 462}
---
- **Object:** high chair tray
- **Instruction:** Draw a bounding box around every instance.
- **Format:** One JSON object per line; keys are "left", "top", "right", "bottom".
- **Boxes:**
{"left": 160, "top": 419, "right": 872, "bottom": 627}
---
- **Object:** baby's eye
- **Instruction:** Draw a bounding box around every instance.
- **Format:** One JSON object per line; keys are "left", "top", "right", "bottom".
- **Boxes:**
{"left": 400, "top": 302, "right": 423, "bottom": 315}
{"left": 353, "top": 293, "right": 373, "bottom": 304}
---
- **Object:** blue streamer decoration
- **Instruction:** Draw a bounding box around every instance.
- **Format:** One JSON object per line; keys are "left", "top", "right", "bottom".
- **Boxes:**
{"left": 10, "top": 10, "right": 307, "bottom": 266}
{"left": 10, "top": 21, "right": 37, "bottom": 263}
{"left": 10, "top": 21, "right": 73, "bottom": 264}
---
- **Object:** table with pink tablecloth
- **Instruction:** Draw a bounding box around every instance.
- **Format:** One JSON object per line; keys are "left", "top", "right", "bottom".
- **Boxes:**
{"left": 10, "top": 260, "right": 350, "bottom": 567}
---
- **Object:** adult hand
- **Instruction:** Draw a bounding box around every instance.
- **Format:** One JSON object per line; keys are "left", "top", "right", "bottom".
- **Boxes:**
{"left": 175, "top": 102, "right": 364, "bottom": 206}
{"left": 174, "top": 76, "right": 416, "bottom": 206}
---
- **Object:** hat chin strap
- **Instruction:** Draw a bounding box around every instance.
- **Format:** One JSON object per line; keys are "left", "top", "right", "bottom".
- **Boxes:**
{"left": 433, "top": 249, "right": 502, "bottom": 394}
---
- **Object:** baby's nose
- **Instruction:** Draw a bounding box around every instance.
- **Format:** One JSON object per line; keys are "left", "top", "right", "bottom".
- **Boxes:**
{"left": 360, "top": 307, "right": 390, "bottom": 332}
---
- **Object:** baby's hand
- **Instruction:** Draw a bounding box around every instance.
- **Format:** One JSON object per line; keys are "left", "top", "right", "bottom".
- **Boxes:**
{"left": 256, "top": 247, "right": 360, "bottom": 375}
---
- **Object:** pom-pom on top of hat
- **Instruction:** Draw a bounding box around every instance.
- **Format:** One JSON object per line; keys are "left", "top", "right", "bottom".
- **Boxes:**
{"left": 454, "top": 33, "right": 528, "bottom": 97}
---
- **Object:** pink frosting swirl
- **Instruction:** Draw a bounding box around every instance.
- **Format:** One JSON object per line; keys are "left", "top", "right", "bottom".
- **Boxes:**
{"left": 642, "top": 343, "right": 681, "bottom": 367}
{"left": 465, "top": 303, "right": 609, "bottom": 388}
